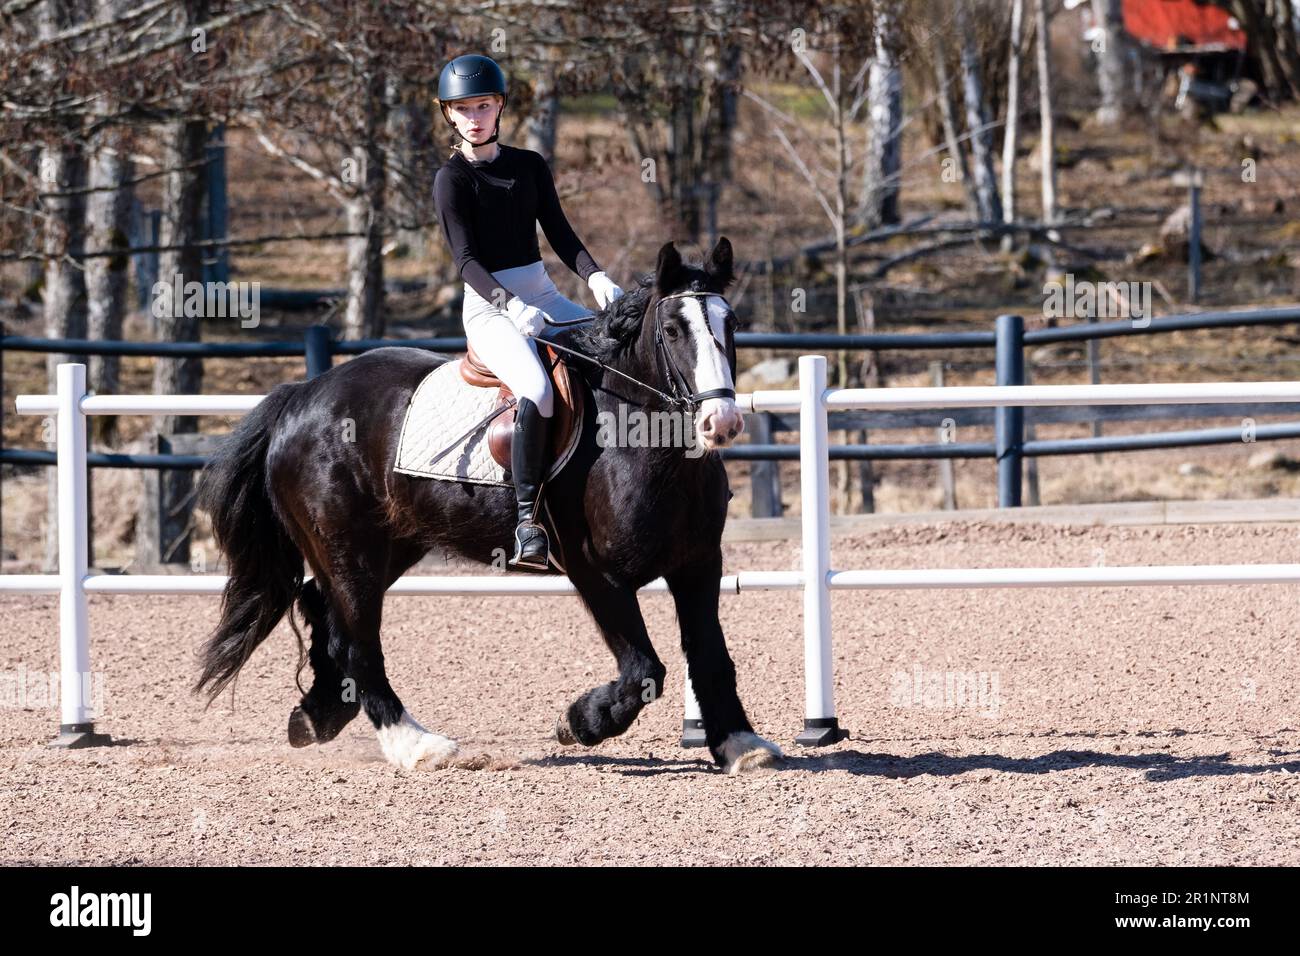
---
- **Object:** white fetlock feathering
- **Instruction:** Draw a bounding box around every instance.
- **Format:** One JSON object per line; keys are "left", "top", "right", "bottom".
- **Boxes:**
{"left": 719, "top": 731, "right": 783, "bottom": 775}
{"left": 377, "top": 711, "right": 458, "bottom": 770}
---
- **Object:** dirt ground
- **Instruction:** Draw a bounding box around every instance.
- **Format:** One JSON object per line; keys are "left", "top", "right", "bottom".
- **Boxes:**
{"left": 1, "top": 518, "right": 1297, "bottom": 866}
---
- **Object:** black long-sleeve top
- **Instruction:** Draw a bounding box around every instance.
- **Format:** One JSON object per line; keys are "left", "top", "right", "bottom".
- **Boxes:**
{"left": 433, "top": 144, "right": 601, "bottom": 304}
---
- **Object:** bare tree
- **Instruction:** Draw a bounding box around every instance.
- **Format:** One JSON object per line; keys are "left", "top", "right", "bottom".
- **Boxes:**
{"left": 38, "top": 0, "right": 90, "bottom": 571}
{"left": 524, "top": 39, "right": 561, "bottom": 163}
{"left": 743, "top": 3, "right": 876, "bottom": 511}
{"left": 1228, "top": 0, "right": 1300, "bottom": 100}
{"left": 140, "top": 0, "right": 210, "bottom": 568}
{"left": 1034, "top": 0, "right": 1057, "bottom": 224}
{"left": 386, "top": 74, "right": 433, "bottom": 261}
{"left": 955, "top": 0, "right": 1002, "bottom": 223}
{"left": 611, "top": 5, "right": 761, "bottom": 244}
{"left": 343, "top": 63, "right": 387, "bottom": 340}
{"left": 860, "top": 0, "right": 903, "bottom": 228}
{"left": 85, "top": 0, "right": 135, "bottom": 443}
{"left": 1001, "top": 0, "right": 1025, "bottom": 229}
{"left": 932, "top": 31, "right": 977, "bottom": 217}
{"left": 1092, "top": 0, "right": 1134, "bottom": 125}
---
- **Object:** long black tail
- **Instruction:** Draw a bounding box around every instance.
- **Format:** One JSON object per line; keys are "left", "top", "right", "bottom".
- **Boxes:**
{"left": 194, "top": 383, "right": 303, "bottom": 700}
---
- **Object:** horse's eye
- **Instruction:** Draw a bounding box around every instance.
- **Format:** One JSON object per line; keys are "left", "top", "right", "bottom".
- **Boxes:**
{"left": 725, "top": 314, "right": 737, "bottom": 332}
{"left": 665, "top": 324, "right": 680, "bottom": 340}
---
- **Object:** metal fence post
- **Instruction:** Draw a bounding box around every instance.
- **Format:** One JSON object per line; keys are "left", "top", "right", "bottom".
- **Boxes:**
{"left": 748, "top": 412, "right": 782, "bottom": 517}
{"left": 304, "top": 325, "right": 333, "bottom": 379}
{"left": 51, "top": 363, "right": 110, "bottom": 748}
{"left": 995, "top": 314, "right": 1025, "bottom": 507}
{"left": 795, "top": 355, "right": 845, "bottom": 746}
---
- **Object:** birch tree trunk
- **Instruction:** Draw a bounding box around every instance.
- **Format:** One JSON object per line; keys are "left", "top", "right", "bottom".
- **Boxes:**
{"left": 1002, "top": 0, "right": 1025, "bottom": 228}
{"left": 860, "top": 0, "right": 902, "bottom": 228}
{"left": 1092, "top": 0, "right": 1133, "bottom": 125}
{"left": 934, "top": 34, "right": 978, "bottom": 218}
{"left": 956, "top": 1, "right": 1002, "bottom": 223}
{"left": 1035, "top": 0, "right": 1058, "bottom": 224}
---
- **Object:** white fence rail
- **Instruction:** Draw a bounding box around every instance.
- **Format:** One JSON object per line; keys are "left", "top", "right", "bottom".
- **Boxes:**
{"left": 9, "top": 358, "right": 1300, "bottom": 747}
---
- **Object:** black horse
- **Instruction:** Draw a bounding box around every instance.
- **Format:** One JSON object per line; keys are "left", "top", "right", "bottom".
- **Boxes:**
{"left": 194, "top": 237, "right": 782, "bottom": 774}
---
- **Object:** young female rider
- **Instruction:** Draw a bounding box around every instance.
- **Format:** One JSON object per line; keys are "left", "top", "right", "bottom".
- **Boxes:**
{"left": 433, "top": 53, "right": 623, "bottom": 572}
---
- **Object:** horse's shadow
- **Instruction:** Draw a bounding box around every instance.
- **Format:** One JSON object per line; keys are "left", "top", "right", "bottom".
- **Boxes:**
{"left": 528, "top": 743, "right": 1300, "bottom": 781}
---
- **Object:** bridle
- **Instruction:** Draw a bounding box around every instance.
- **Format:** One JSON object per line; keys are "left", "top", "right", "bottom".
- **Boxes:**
{"left": 538, "top": 288, "right": 738, "bottom": 411}
{"left": 652, "top": 290, "right": 738, "bottom": 407}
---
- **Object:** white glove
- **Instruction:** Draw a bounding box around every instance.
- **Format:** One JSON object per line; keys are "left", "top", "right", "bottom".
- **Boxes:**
{"left": 587, "top": 271, "right": 623, "bottom": 309}
{"left": 504, "top": 295, "right": 546, "bottom": 336}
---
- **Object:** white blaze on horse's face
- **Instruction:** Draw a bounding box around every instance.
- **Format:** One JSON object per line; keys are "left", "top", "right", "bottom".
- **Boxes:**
{"left": 679, "top": 294, "right": 745, "bottom": 450}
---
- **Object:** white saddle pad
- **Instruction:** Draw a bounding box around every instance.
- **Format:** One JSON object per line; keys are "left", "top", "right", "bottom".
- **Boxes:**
{"left": 393, "top": 360, "right": 582, "bottom": 486}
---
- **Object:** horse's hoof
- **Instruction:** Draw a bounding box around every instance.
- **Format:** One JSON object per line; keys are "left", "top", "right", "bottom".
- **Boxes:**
{"left": 409, "top": 733, "right": 459, "bottom": 770}
{"left": 555, "top": 712, "right": 578, "bottom": 746}
{"left": 377, "top": 711, "right": 459, "bottom": 770}
{"left": 383, "top": 731, "right": 458, "bottom": 771}
{"left": 719, "top": 732, "right": 783, "bottom": 775}
{"left": 287, "top": 706, "right": 316, "bottom": 748}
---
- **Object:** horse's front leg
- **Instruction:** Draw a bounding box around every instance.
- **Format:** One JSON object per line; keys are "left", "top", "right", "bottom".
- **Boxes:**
{"left": 557, "top": 560, "right": 666, "bottom": 747}
{"left": 666, "top": 553, "right": 782, "bottom": 774}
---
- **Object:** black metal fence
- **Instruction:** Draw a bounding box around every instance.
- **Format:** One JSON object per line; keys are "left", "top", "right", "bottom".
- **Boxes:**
{"left": 4, "top": 306, "right": 1300, "bottom": 512}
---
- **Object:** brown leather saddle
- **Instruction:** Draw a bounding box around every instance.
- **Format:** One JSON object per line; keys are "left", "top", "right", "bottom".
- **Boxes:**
{"left": 456, "top": 334, "right": 583, "bottom": 471}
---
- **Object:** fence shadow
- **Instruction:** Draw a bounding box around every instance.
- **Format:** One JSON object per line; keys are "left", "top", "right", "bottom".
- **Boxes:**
{"left": 777, "top": 746, "right": 1300, "bottom": 781}
{"left": 526, "top": 753, "right": 712, "bottom": 777}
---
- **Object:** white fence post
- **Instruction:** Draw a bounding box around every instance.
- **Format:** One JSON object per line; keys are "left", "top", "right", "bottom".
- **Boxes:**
{"left": 51, "top": 363, "right": 110, "bottom": 748}
{"left": 795, "top": 355, "right": 845, "bottom": 745}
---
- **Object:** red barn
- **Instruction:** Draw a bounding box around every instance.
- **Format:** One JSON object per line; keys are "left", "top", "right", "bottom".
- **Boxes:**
{"left": 1122, "top": 0, "right": 1247, "bottom": 53}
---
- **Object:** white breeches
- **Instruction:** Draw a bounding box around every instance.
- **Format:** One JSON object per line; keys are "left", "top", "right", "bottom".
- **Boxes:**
{"left": 462, "top": 260, "right": 593, "bottom": 419}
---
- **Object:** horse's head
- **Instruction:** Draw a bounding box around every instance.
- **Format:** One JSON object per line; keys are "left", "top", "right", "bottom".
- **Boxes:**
{"left": 648, "top": 237, "right": 745, "bottom": 450}
{"left": 573, "top": 236, "right": 746, "bottom": 452}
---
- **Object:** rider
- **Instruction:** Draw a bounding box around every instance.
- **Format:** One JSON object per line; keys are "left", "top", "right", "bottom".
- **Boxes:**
{"left": 433, "top": 53, "right": 623, "bottom": 571}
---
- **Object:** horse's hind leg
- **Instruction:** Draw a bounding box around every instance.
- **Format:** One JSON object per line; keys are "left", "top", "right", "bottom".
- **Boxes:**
{"left": 288, "top": 541, "right": 428, "bottom": 748}
{"left": 312, "top": 545, "right": 456, "bottom": 770}
{"left": 666, "top": 553, "right": 782, "bottom": 774}
{"left": 557, "top": 563, "right": 666, "bottom": 746}
{"left": 287, "top": 579, "right": 361, "bottom": 747}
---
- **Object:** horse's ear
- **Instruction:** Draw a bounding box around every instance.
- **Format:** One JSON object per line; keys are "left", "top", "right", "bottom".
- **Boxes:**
{"left": 655, "top": 242, "right": 684, "bottom": 293}
{"left": 706, "top": 236, "right": 734, "bottom": 289}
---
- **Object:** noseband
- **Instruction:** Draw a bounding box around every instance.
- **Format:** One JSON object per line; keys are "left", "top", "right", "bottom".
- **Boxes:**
{"left": 652, "top": 290, "right": 737, "bottom": 408}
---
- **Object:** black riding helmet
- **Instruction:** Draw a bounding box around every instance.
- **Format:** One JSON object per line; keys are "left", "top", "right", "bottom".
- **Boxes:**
{"left": 438, "top": 54, "right": 507, "bottom": 146}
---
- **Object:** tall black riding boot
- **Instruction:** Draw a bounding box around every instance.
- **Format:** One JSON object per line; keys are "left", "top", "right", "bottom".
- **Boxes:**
{"left": 508, "top": 396, "right": 554, "bottom": 571}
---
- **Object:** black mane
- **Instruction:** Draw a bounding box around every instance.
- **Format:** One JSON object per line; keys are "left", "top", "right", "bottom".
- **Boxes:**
{"left": 570, "top": 273, "right": 655, "bottom": 364}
